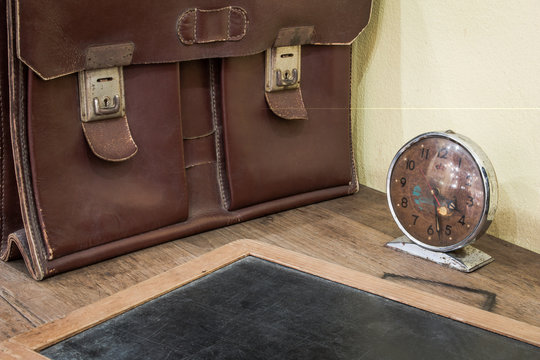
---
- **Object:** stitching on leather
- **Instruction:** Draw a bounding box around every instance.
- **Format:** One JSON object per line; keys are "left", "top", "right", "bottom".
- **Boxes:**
{"left": 178, "top": 7, "right": 247, "bottom": 44}
{"left": 193, "top": 9, "right": 198, "bottom": 43}
{"left": 209, "top": 61, "right": 229, "bottom": 209}
{"left": 0, "top": 65, "right": 5, "bottom": 243}
{"left": 229, "top": 7, "right": 248, "bottom": 41}
{"left": 177, "top": 9, "right": 197, "bottom": 45}
{"left": 18, "top": 65, "right": 42, "bottom": 259}
{"left": 17, "top": 62, "right": 47, "bottom": 273}
{"left": 227, "top": 7, "right": 231, "bottom": 40}
{"left": 6, "top": 1, "right": 46, "bottom": 277}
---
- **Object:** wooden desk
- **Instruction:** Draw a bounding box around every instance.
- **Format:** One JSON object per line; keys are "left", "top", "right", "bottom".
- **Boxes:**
{"left": 1, "top": 185, "right": 539, "bottom": 342}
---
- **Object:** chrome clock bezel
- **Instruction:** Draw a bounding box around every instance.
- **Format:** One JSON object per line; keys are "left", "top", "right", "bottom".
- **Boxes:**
{"left": 386, "top": 131, "right": 498, "bottom": 252}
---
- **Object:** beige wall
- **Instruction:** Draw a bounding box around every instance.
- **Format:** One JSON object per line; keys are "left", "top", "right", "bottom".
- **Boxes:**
{"left": 352, "top": 0, "right": 540, "bottom": 253}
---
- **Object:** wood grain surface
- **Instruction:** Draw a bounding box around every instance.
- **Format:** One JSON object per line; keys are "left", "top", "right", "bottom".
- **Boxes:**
{"left": 0, "top": 186, "right": 539, "bottom": 343}
{"left": 2, "top": 239, "right": 539, "bottom": 358}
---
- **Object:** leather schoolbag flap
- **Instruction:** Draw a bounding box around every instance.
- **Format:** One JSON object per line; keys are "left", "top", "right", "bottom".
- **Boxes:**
{"left": 15, "top": 0, "right": 373, "bottom": 80}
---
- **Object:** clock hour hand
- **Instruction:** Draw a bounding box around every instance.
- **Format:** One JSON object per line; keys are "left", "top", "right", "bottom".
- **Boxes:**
{"left": 435, "top": 203, "right": 441, "bottom": 240}
{"left": 420, "top": 169, "right": 442, "bottom": 207}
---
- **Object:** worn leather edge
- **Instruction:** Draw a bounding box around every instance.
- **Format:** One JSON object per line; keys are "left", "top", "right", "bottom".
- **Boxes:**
{"left": 0, "top": 0, "right": 22, "bottom": 254}
{"left": 274, "top": 26, "right": 316, "bottom": 47}
{"left": 0, "top": 11, "right": 7, "bottom": 247}
{"left": 5, "top": 0, "right": 46, "bottom": 280}
{"left": 347, "top": 45, "right": 359, "bottom": 194}
{"left": 0, "top": 229, "right": 41, "bottom": 279}
{"left": 344, "top": 0, "right": 374, "bottom": 47}
{"left": 81, "top": 117, "right": 139, "bottom": 162}
{"left": 265, "top": 88, "right": 308, "bottom": 120}
{"left": 85, "top": 43, "right": 134, "bottom": 70}
{"left": 0, "top": 233, "right": 20, "bottom": 260}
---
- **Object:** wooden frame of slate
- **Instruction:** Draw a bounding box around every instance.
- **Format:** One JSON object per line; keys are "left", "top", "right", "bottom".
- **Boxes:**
{"left": 1, "top": 239, "right": 539, "bottom": 359}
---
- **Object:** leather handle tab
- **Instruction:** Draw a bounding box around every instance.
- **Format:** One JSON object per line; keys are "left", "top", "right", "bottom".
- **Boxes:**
{"left": 265, "top": 88, "right": 308, "bottom": 120}
{"left": 82, "top": 116, "right": 138, "bottom": 162}
{"left": 177, "top": 6, "right": 248, "bottom": 45}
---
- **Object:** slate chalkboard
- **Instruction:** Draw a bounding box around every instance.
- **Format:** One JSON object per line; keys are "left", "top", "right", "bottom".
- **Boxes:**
{"left": 41, "top": 256, "right": 540, "bottom": 360}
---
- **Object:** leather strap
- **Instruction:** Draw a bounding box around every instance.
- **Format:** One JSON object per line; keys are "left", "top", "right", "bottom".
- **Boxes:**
{"left": 274, "top": 26, "right": 315, "bottom": 47}
{"left": 265, "top": 88, "right": 308, "bottom": 120}
{"left": 184, "top": 133, "right": 217, "bottom": 169}
{"left": 177, "top": 6, "right": 248, "bottom": 45}
{"left": 81, "top": 116, "right": 138, "bottom": 162}
{"left": 85, "top": 43, "right": 134, "bottom": 70}
{"left": 264, "top": 26, "right": 314, "bottom": 120}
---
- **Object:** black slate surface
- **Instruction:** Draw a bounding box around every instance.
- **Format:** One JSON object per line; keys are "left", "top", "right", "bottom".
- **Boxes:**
{"left": 41, "top": 256, "right": 540, "bottom": 359}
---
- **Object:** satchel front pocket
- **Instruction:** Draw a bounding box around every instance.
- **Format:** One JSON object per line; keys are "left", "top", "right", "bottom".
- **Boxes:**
{"left": 27, "top": 63, "right": 189, "bottom": 259}
{"left": 221, "top": 46, "right": 355, "bottom": 210}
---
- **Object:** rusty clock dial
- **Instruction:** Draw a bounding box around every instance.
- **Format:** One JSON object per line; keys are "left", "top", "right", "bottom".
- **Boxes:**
{"left": 387, "top": 131, "right": 498, "bottom": 252}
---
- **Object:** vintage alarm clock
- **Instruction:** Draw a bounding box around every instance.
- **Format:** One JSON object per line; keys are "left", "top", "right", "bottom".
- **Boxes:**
{"left": 386, "top": 131, "right": 498, "bottom": 272}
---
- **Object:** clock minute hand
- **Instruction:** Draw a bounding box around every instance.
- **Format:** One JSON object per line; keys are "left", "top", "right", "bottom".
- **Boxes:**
{"left": 435, "top": 207, "right": 441, "bottom": 240}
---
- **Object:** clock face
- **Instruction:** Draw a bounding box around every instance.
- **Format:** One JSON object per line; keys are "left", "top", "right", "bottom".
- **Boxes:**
{"left": 388, "top": 134, "right": 488, "bottom": 251}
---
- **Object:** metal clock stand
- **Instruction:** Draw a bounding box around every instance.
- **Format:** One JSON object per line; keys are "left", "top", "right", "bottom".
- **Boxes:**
{"left": 386, "top": 236, "right": 493, "bottom": 273}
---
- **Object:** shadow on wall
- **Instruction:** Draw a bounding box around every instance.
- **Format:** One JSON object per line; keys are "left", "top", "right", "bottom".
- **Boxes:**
{"left": 351, "top": 0, "right": 403, "bottom": 189}
{"left": 352, "top": 0, "right": 385, "bottom": 81}
{"left": 489, "top": 182, "right": 539, "bottom": 253}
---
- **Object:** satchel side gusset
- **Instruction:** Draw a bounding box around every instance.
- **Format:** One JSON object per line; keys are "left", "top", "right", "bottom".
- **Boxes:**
{"left": 3, "top": 0, "right": 49, "bottom": 279}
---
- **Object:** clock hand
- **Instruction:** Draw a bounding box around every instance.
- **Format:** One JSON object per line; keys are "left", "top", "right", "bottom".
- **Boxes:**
{"left": 421, "top": 168, "right": 443, "bottom": 240}
{"left": 420, "top": 169, "right": 441, "bottom": 207}
{"left": 435, "top": 208, "right": 441, "bottom": 240}
{"left": 447, "top": 199, "right": 462, "bottom": 213}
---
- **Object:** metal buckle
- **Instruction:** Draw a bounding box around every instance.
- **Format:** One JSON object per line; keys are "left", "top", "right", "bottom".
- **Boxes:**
{"left": 265, "top": 45, "right": 301, "bottom": 92}
{"left": 79, "top": 67, "right": 125, "bottom": 122}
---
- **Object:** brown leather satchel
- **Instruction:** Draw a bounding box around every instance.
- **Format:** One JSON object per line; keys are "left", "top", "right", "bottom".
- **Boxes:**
{"left": 0, "top": 0, "right": 372, "bottom": 279}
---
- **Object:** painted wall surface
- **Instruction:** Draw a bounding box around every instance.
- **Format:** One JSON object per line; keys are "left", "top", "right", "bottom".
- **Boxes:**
{"left": 352, "top": 0, "right": 540, "bottom": 253}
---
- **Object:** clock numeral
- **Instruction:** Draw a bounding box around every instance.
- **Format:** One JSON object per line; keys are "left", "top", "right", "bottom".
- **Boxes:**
{"left": 421, "top": 148, "right": 430, "bottom": 160}
{"left": 407, "top": 160, "right": 415, "bottom": 170}
{"left": 458, "top": 157, "right": 462, "bottom": 168}
{"left": 400, "top": 177, "right": 407, "bottom": 187}
{"left": 465, "top": 175, "right": 472, "bottom": 187}
{"left": 437, "top": 148, "right": 448, "bottom": 159}
{"left": 401, "top": 197, "right": 408, "bottom": 208}
{"left": 445, "top": 225, "right": 452, "bottom": 236}
{"left": 466, "top": 196, "right": 474, "bottom": 207}
{"left": 427, "top": 225, "right": 434, "bottom": 235}
{"left": 458, "top": 215, "right": 466, "bottom": 226}
{"left": 412, "top": 214, "right": 419, "bottom": 225}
